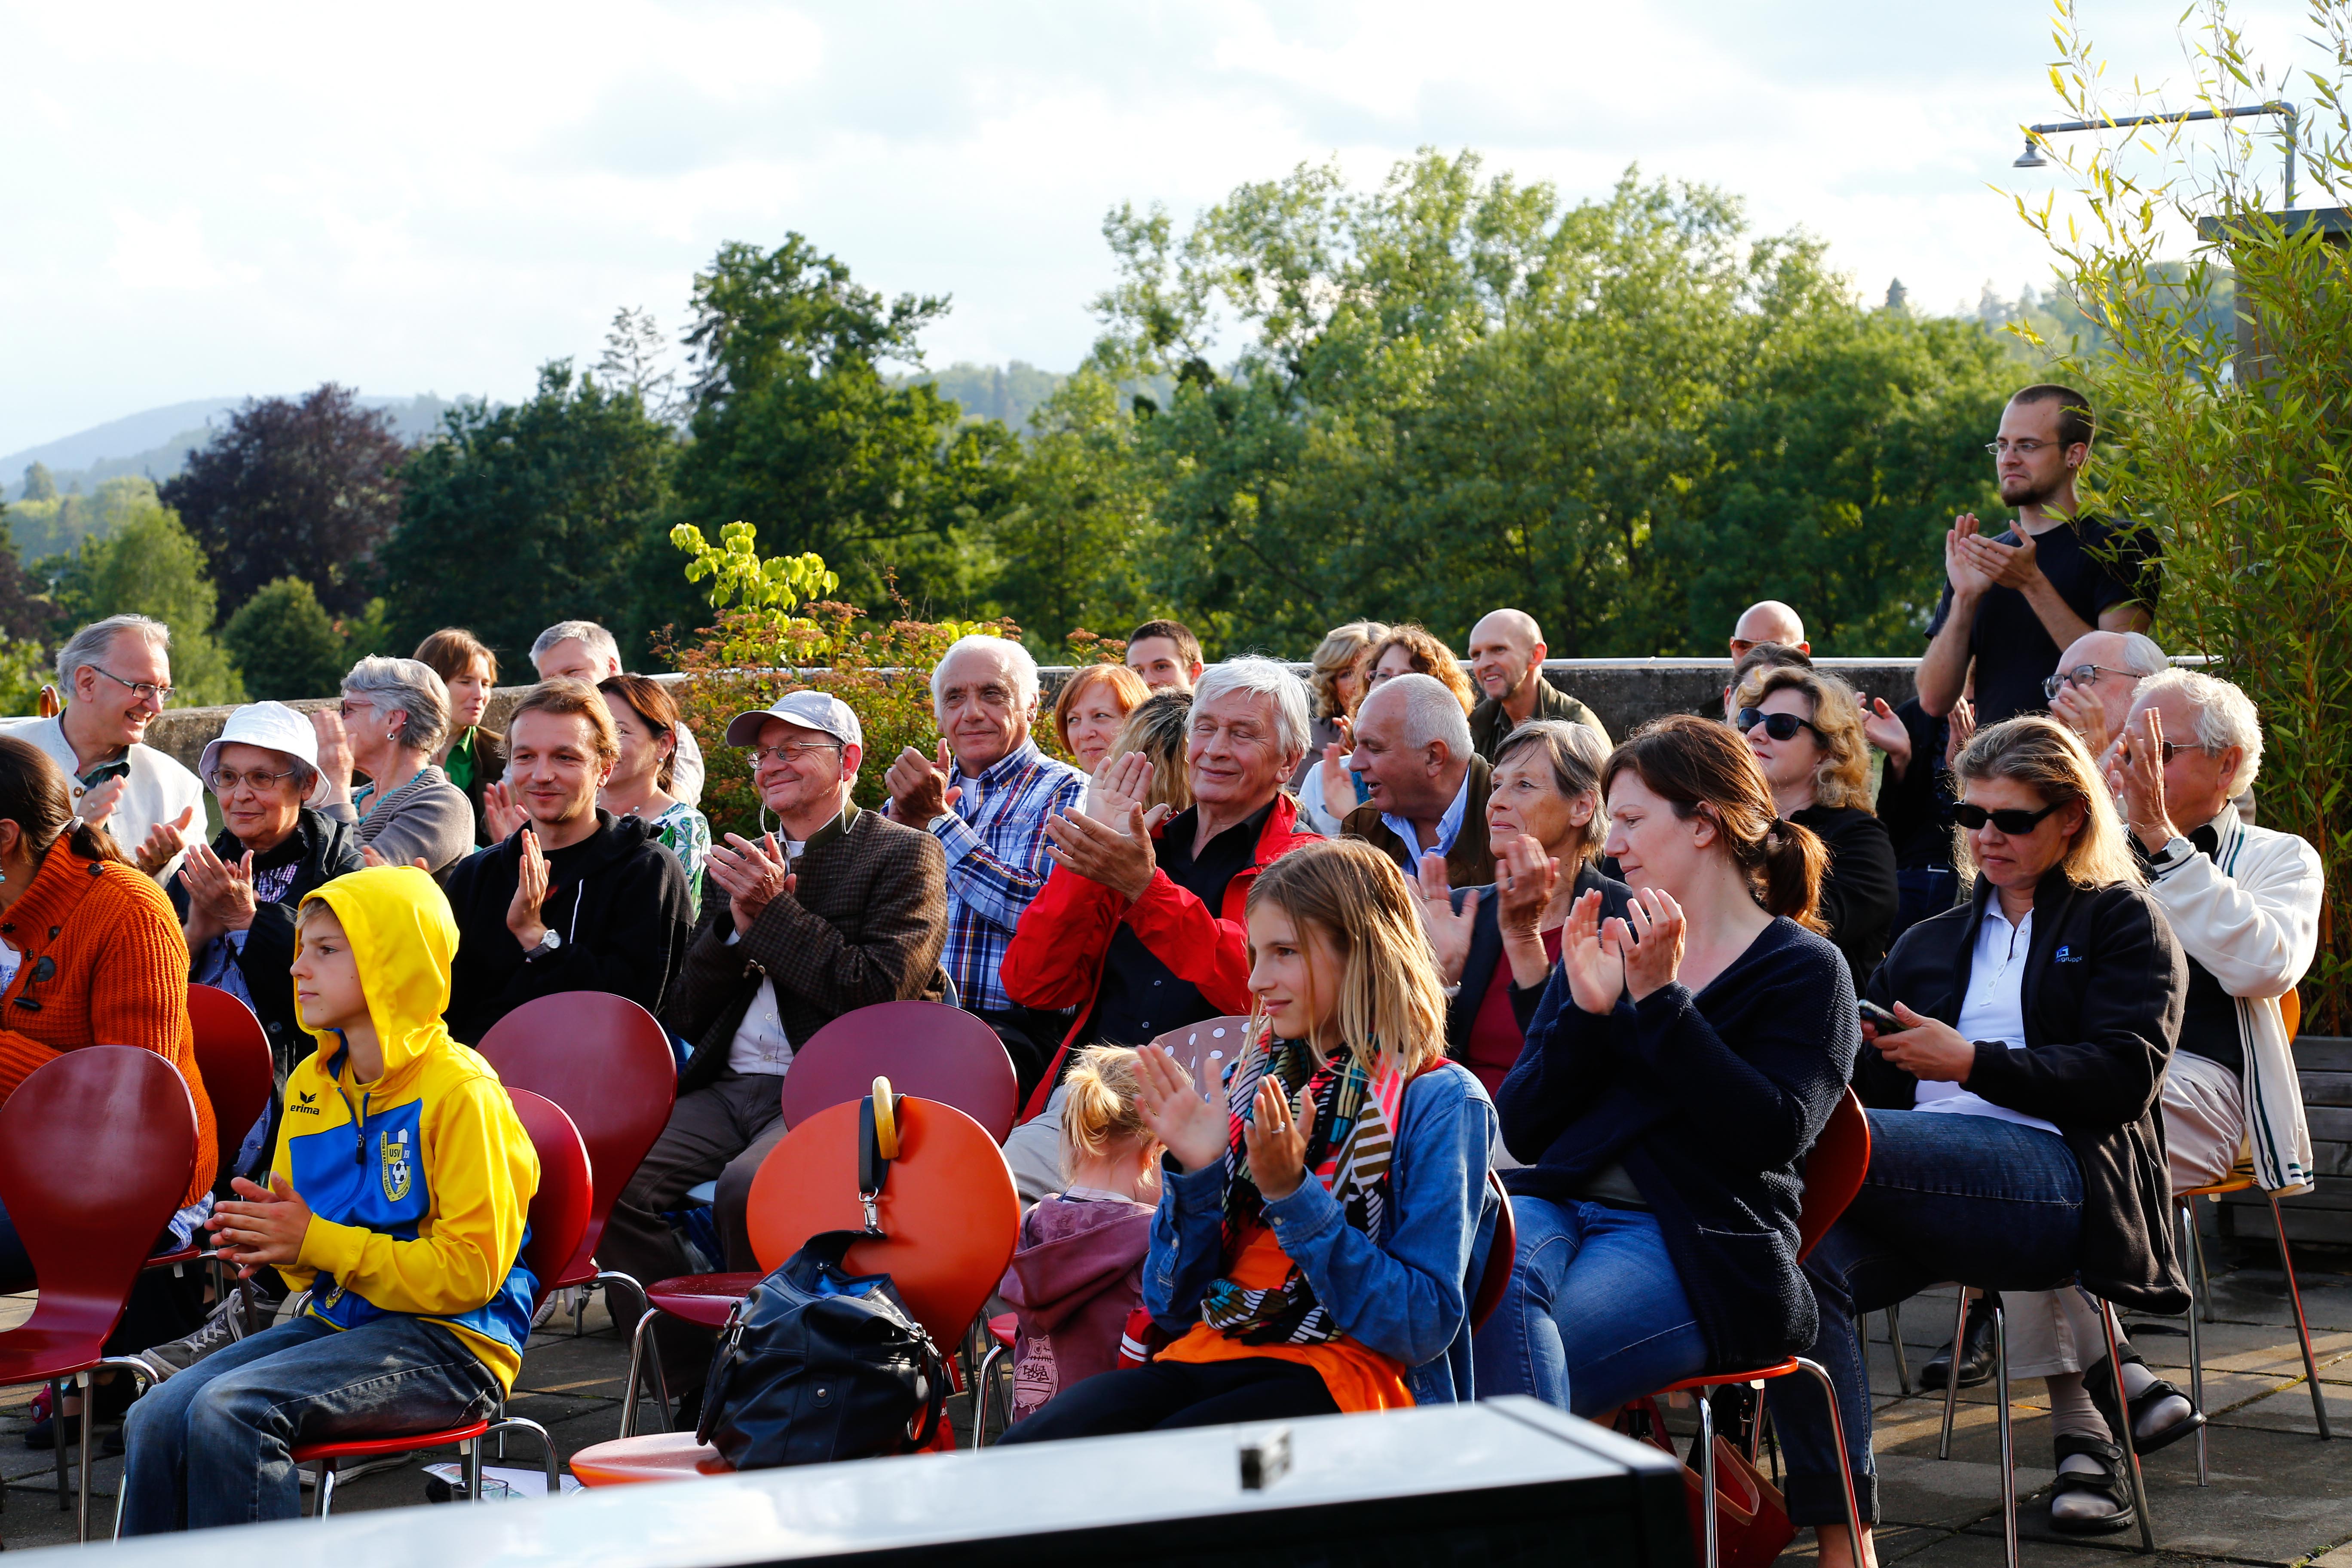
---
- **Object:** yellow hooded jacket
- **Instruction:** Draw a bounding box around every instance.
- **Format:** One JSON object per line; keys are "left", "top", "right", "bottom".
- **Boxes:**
{"left": 273, "top": 865, "right": 541, "bottom": 1393}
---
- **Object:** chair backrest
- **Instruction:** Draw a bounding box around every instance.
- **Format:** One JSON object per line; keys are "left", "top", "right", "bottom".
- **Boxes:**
{"left": 1470, "top": 1172, "right": 1516, "bottom": 1330}
{"left": 0, "top": 1046, "right": 197, "bottom": 1339}
{"left": 478, "top": 991, "right": 677, "bottom": 1283}
{"left": 743, "top": 1095, "right": 1022, "bottom": 1354}
{"left": 1148, "top": 1015, "right": 1255, "bottom": 1096}
{"left": 505, "top": 1087, "right": 594, "bottom": 1314}
{"left": 780, "top": 1001, "right": 1020, "bottom": 1143}
{"left": 1795, "top": 1087, "right": 1871, "bottom": 1264}
{"left": 187, "top": 984, "right": 278, "bottom": 1182}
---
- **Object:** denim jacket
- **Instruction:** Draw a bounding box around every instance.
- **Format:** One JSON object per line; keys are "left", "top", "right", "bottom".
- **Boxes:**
{"left": 1144, "top": 1059, "right": 1499, "bottom": 1406}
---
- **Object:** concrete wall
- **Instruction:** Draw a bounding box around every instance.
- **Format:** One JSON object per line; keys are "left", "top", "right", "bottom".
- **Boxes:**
{"left": 138, "top": 658, "right": 1925, "bottom": 773}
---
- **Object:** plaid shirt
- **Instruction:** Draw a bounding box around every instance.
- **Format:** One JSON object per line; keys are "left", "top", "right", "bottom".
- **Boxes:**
{"left": 932, "top": 739, "right": 1088, "bottom": 1013}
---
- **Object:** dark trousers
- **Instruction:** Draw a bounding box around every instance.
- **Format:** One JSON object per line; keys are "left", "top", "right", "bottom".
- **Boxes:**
{"left": 598, "top": 1069, "right": 786, "bottom": 1386}
{"left": 973, "top": 1004, "right": 1068, "bottom": 1105}
{"left": 996, "top": 1356, "right": 1338, "bottom": 1444}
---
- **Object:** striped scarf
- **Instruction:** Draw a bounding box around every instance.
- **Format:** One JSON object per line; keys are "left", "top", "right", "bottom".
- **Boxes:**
{"left": 1201, "top": 1030, "right": 1406, "bottom": 1346}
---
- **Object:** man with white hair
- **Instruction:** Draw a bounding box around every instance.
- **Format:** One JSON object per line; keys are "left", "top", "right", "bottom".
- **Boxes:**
{"left": 998, "top": 656, "right": 1319, "bottom": 1200}
{"left": 530, "top": 619, "right": 704, "bottom": 807}
{"left": 1344, "top": 672, "right": 1496, "bottom": 886}
{"left": 1991, "top": 667, "right": 2320, "bottom": 1466}
{"left": 4, "top": 613, "right": 205, "bottom": 879}
{"left": 1729, "top": 600, "right": 1810, "bottom": 659}
{"left": 883, "top": 634, "right": 1086, "bottom": 1087}
{"left": 2046, "top": 628, "right": 2169, "bottom": 760}
{"left": 1464, "top": 607, "right": 1609, "bottom": 763}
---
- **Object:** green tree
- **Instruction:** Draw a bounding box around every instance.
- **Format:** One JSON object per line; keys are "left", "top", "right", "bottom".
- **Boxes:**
{"left": 47, "top": 479, "right": 243, "bottom": 704}
{"left": 383, "top": 361, "right": 679, "bottom": 668}
{"left": 20, "top": 464, "right": 56, "bottom": 503}
{"left": 223, "top": 576, "right": 348, "bottom": 699}
{"left": 982, "top": 368, "right": 1160, "bottom": 648}
{"left": 670, "top": 234, "right": 1021, "bottom": 619}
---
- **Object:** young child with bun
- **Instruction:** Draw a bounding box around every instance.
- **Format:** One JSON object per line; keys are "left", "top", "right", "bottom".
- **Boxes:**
{"left": 997, "top": 1045, "right": 1162, "bottom": 1425}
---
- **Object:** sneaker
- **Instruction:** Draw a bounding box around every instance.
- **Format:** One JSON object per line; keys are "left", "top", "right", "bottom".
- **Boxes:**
{"left": 297, "top": 1451, "right": 419, "bottom": 1488}
{"left": 126, "top": 1282, "right": 266, "bottom": 1383}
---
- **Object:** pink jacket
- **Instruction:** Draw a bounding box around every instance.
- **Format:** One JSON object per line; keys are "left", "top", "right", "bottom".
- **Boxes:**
{"left": 998, "top": 1191, "right": 1155, "bottom": 1422}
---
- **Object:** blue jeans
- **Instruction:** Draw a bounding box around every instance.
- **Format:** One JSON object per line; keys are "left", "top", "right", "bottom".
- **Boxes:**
{"left": 1473, "top": 1197, "right": 1708, "bottom": 1416}
{"left": 1764, "top": 1110, "right": 2083, "bottom": 1527}
{"left": 120, "top": 1312, "right": 501, "bottom": 1532}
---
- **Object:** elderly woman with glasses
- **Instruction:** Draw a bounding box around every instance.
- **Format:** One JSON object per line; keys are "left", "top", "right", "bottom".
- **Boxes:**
{"left": 311, "top": 656, "right": 475, "bottom": 878}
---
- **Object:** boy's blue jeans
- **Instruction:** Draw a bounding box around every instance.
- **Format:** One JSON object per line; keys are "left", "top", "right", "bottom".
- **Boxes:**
{"left": 1764, "top": 1109, "right": 2084, "bottom": 1528}
{"left": 120, "top": 1312, "right": 501, "bottom": 1532}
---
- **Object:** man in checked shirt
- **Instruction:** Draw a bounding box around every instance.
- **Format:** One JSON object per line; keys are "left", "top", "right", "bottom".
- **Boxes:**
{"left": 885, "top": 634, "right": 1087, "bottom": 1092}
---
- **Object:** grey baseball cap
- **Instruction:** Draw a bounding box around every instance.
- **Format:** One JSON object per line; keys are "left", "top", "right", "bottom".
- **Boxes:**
{"left": 725, "top": 690, "right": 863, "bottom": 750}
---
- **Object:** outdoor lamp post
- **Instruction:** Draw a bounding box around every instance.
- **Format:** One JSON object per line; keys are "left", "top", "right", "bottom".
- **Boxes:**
{"left": 2013, "top": 101, "right": 2299, "bottom": 206}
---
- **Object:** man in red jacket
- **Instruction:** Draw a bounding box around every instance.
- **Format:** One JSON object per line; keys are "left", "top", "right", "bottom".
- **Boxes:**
{"left": 1000, "top": 656, "right": 1319, "bottom": 1200}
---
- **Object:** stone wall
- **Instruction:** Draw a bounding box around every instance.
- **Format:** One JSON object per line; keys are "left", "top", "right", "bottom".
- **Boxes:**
{"left": 140, "top": 657, "right": 1924, "bottom": 773}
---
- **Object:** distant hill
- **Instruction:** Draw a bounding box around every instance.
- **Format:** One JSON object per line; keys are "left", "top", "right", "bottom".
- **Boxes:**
{"left": 898, "top": 361, "right": 1067, "bottom": 432}
{"left": 1, "top": 394, "right": 465, "bottom": 505}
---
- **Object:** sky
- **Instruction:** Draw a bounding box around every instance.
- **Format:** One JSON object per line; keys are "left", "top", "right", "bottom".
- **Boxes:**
{"left": 0, "top": 0, "right": 2327, "bottom": 456}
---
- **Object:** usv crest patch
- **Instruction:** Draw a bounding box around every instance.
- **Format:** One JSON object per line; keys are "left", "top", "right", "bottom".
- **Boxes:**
{"left": 379, "top": 1128, "right": 412, "bottom": 1202}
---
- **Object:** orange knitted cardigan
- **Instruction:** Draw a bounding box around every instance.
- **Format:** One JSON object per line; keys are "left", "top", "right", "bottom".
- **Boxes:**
{"left": 0, "top": 845, "right": 217, "bottom": 1207}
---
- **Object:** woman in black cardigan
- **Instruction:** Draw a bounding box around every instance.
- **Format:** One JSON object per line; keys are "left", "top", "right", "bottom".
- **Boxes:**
{"left": 1474, "top": 716, "right": 1859, "bottom": 1418}
{"left": 1766, "top": 716, "right": 2187, "bottom": 1562}
{"left": 1420, "top": 720, "right": 1632, "bottom": 1098}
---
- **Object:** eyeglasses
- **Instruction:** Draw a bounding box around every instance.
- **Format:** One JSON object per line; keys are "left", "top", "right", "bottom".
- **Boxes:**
{"left": 1984, "top": 438, "right": 2059, "bottom": 457}
{"left": 2042, "top": 665, "right": 2128, "bottom": 699}
{"left": 747, "top": 741, "right": 842, "bottom": 768}
{"left": 208, "top": 767, "right": 298, "bottom": 793}
{"left": 1952, "top": 800, "right": 2065, "bottom": 834}
{"left": 1736, "top": 708, "right": 1825, "bottom": 744}
{"left": 2125, "top": 738, "right": 2212, "bottom": 765}
{"left": 92, "top": 666, "right": 174, "bottom": 704}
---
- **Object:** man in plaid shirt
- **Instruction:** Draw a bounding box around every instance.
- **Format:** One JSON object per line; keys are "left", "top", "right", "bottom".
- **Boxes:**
{"left": 885, "top": 634, "right": 1086, "bottom": 1089}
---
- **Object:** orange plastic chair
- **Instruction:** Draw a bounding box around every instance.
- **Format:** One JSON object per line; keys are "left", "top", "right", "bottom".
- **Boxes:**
{"left": 146, "top": 987, "right": 278, "bottom": 1286}
{"left": 1645, "top": 1087, "right": 1870, "bottom": 1568}
{"left": 580, "top": 1088, "right": 1020, "bottom": 1482}
{"left": 0, "top": 1047, "right": 199, "bottom": 1542}
{"left": 780, "top": 1000, "right": 1020, "bottom": 1142}
{"left": 285, "top": 1088, "right": 591, "bottom": 1519}
{"left": 478, "top": 991, "right": 677, "bottom": 1327}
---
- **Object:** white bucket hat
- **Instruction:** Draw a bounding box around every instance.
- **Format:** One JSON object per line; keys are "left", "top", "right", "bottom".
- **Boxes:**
{"left": 199, "top": 701, "right": 332, "bottom": 808}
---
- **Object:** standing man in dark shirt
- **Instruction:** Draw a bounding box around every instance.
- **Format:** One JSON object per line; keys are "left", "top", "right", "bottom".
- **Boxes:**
{"left": 998, "top": 657, "right": 1319, "bottom": 1200}
{"left": 1917, "top": 385, "right": 2161, "bottom": 725}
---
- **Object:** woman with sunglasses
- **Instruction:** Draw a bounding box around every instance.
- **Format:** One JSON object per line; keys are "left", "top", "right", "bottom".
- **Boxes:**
{"left": 1735, "top": 666, "right": 1897, "bottom": 988}
{"left": 1765, "top": 715, "right": 2187, "bottom": 1565}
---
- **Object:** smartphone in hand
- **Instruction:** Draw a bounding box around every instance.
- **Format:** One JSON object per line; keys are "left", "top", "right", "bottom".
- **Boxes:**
{"left": 1857, "top": 998, "right": 1904, "bottom": 1032}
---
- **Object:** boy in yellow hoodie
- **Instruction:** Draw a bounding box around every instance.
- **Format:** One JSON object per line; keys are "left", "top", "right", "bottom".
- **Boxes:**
{"left": 121, "top": 865, "right": 540, "bottom": 1532}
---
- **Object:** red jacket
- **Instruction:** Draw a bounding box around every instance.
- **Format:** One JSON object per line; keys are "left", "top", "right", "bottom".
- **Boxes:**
{"left": 1004, "top": 794, "right": 1320, "bottom": 1121}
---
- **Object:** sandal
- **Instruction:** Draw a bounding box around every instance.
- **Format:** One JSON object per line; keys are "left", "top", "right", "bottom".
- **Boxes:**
{"left": 2049, "top": 1432, "right": 2138, "bottom": 1535}
{"left": 2085, "top": 1351, "right": 2205, "bottom": 1456}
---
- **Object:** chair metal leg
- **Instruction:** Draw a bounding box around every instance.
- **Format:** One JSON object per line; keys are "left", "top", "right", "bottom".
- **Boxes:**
{"left": 97, "top": 1358, "right": 155, "bottom": 1541}
{"left": 485, "top": 1415, "right": 560, "bottom": 1498}
{"left": 74, "top": 1369, "right": 92, "bottom": 1544}
{"left": 1794, "top": 1357, "right": 1869, "bottom": 1566}
{"left": 1992, "top": 1303, "right": 2017, "bottom": 1568}
{"left": 1696, "top": 1382, "right": 1720, "bottom": 1568}
{"left": 2182, "top": 1203, "right": 2209, "bottom": 1485}
{"left": 2193, "top": 1206, "right": 2216, "bottom": 1324}
{"left": 972, "top": 1344, "right": 1006, "bottom": 1448}
{"left": 462, "top": 1435, "right": 485, "bottom": 1505}
{"left": 2266, "top": 1192, "right": 2332, "bottom": 1441}
{"left": 620, "top": 1308, "right": 672, "bottom": 1439}
{"left": 1886, "top": 1304, "right": 1910, "bottom": 1396}
{"left": 2088, "top": 1290, "right": 2156, "bottom": 1553}
{"left": 313, "top": 1460, "right": 336, "bottom": 1519}
{"left": 1939, "top": 1290, "right": 1969, "bottom": 1461}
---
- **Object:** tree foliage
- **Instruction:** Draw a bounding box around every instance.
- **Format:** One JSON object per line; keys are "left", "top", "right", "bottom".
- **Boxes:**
{"left": 223, "top": 576, "right": 348, "bottom": 700}
{"left": 383, "top": 361, "right": 678, "bottom": 669}
{"left": 46, "top": 480, "right": 242, "bottom": 705}
{"left": 160, "top": 384, "right": 408, "bottom": 622}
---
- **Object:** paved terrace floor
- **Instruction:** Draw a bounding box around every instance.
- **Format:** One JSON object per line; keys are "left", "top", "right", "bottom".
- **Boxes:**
{"left": 4, "top": 1260, "right": 2347, "bottom": 1562}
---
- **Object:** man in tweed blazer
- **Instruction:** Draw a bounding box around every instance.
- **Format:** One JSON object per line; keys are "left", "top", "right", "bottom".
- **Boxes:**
{"left": 600, "top": 692, "right": 946, "bottom": 1403}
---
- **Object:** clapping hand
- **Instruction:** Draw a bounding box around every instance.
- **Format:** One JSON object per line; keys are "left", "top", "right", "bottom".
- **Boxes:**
{"left": 505, "top": 827, "right": 553, "bottom": 949}
{"left": 1559, "top": 888, "right": 1627, "bottom": 1014}
{"left": 884, "top": 741, "right": 960, "bottom": 824}
{"left": 1492, "top": 833, "right": 1559, "bottom": 940}
{"left": 1871, "top": 1001, "right": 1975, "bottom": 1084}
{"left": 1945, "top": 514, "right": 1996, "bottom": 596}
{"left": 1942, "top": 698, "right": 1976, "bottom": 772}
{"left": 1861, "top": 695, "right": 1912, "bottom": 778}
{"left": 480, "top": 781, "right": 528, "bottom": 842}
{"left": 706, "top": 831, "right": 794, "bottom": 935}
{"left": 1242, "top": 1075, "right": 1316, "bottom": 1202}
{"left": 2107, "top": 705, "right": 2180, "bottom": 851}
{"left": 2050, "top": 681, "right": 2110, "bottom": 758}
{"left": 309, "top": 709, "right": 356, "bottom": 802}
{"left": 74, "top": 775, "right": 126, "bottom": 830}
{"left": 207, "top": 1173, "right": 313, "bottom": 1277}
{"left": 133, "top": 805, "right": 198, "bottom": 876}
{"left": 1619, "top": 888, "right": 1686, "bottom": 1001}
{"left": 1085, "top": 750, "right": 1166, "bottom": 830}
{"left": 1414, "top": 854, "right": 1476, "bottom": 986}
{"left": 180, "top": 842, "right": 258, "bottom": 944}
{"left": 1044, "top": 802, "right": 1158, "bottom": 900}
{"left": 1134, "top": 1042, "right": 1227, "bottom": 1173}
{"left": 1314, "top": 719, "right": 1354, "bottom": 814}
{"left": 1956, "top": 527, "right": 2041, "bottom": 592}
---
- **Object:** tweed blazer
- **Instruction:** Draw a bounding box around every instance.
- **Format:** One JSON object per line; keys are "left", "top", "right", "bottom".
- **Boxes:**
{"left": 668, "top": 802, "right": 950, "bottom": 1093}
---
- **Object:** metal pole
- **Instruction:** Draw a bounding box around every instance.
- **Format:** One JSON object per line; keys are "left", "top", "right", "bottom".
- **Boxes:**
{"left": 2024, "top": 102, "right": 2297, "bottom": 205}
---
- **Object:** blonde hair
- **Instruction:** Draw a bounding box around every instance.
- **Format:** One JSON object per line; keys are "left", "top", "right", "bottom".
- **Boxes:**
{"left": 1109, "top": 691, "right": 1193, "bottom": 815}
{"left": 1359, "top": 624, "right": 1476, "bottom": 715}
{"left": 1059, "top": 1045, "right": 1159, "bottom": 1168}
{"left": 1245, "top": 839, "right": 1447, "bottom": 1076}
{"left": 1736, "top": 665, "right": 1875, "bottom": 812}
{"left": 1956, "top": 715, "right": 2143, "bottom": 890}
{"left": 1308, "top": 621, "right": 1388, "bottom": 720}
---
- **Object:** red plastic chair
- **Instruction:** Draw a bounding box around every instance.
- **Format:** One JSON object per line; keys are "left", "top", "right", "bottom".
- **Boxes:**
{"left": 780, "top": 1001, "right": 1019, "bottom": 1142}
{"left": 0, "top": 1046, "right": 198, "bottom": 1543}
{"left": 587, "top": 1088, "right": 1021, "bottom": 1476}
{"left": 146, "top": 987, "right": 279, "bottom": 1283}
{"left": 1646, "top": 1087, "right": 1870, "bottom": 1568}
{"left": 289, "top": 1087, "right": 592, "bottom": 1518}
{"left": 478, "top": 991, "right": 677, "bottom": 1330}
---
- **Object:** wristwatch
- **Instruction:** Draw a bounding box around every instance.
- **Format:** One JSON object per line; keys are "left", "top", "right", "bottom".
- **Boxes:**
{"left": 525, "top": 930, "right": 563, "bottom": 961}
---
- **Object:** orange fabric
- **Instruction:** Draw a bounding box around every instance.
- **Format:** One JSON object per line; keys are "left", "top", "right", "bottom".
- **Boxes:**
{"left": 0, "top": 846, "right": 214, "bottom": 1205}
{"left": 1155, "top": 1223, "right": 1414, "bottom": 1413}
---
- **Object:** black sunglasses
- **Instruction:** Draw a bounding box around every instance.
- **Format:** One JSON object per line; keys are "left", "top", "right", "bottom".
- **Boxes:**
{"left": 1952, "top": 800, "right": 2065, "bottom": 834}
{"left": 1737, "top": 707, "right": 1825, "bottom": 744}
